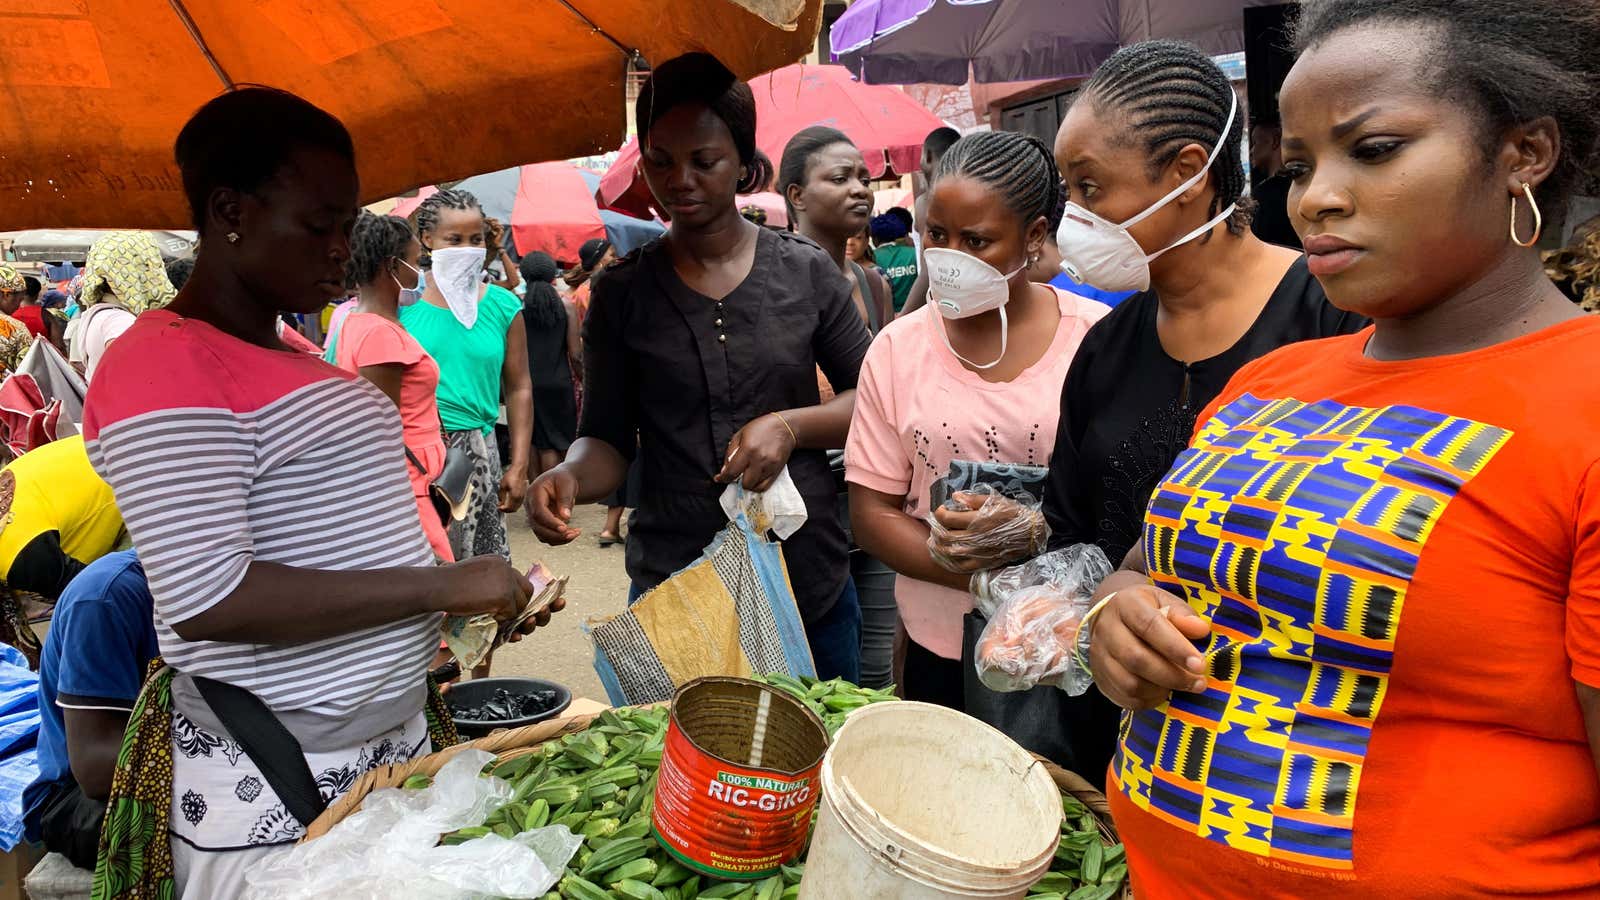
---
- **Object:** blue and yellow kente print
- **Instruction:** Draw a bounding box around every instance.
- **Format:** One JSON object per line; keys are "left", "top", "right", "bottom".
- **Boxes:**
{"left": 1114, "top": 394, "right": 1510, "bottom": 869}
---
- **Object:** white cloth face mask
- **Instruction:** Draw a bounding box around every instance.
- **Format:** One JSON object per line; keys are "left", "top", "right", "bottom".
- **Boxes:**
{"left": 1056, "top": 88, "right": 1239, "bottom": 293}
{"left": 429, "top": 246, "right": 487, "bottom": 327}
{"left": 924, "top": 246, "right": 1027, "bottom": 371}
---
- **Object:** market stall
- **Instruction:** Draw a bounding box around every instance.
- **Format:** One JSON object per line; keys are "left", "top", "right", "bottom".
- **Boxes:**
{"left": 270, "top": 676, "right": 1128, "bottom": 900}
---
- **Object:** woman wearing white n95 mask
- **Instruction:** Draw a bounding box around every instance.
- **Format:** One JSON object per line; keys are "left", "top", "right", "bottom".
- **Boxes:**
{"left": 845, "top": 130, "right": 1109, "bottom": 725}
{"left": 400, "top": 189, "right": 535, "bottom": 576}
{"left": 1029, "top": 41, "right": 1364, "bottom": 788}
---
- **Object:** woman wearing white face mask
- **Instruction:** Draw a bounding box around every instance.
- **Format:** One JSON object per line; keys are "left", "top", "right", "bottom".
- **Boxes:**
{"left": 401, "top": 190, "right": 535, "bottom": 568}
{"left": 1032, "top": 41, "right": 1363, "bottom": 787}
{"left": 846, "top": 131, "right": 1109, "bottom": 712}
{"left": 334, "top": 212, "right": 454, "bottom": 561}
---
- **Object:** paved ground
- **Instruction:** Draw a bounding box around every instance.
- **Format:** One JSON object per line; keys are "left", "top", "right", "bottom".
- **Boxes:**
{"left": 488, "top": 504, "right": 631, "bottom": 703}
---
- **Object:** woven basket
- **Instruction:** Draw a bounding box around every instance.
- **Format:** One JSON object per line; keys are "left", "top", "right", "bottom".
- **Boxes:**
{"left": 302, "top": 707, "right": 1120, "bottom": 850}
{"left": 301, "top": 708, "right": 617, "bottom": 841}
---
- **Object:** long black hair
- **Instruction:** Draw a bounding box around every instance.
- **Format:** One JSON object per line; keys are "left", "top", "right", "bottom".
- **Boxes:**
{"left": 935, "top": 131, "right": 1062, "bottom": 232}
{"left": 636, "top": 52, "right": 774, "bottom": 194}
{"left": 1296, "top": 0, "right": 1600, "bottom": 208}
{"left": 1078, "top": 40, "right": 1250, "bottom": 234}
{"left": 778, "top": 125, "right": 857, "bottom": 229}
{"left": 520, "top": 251, "right": 564, "bottom": 329}
{"left": 173, "top": 86, "right": 355, "bottom": 235}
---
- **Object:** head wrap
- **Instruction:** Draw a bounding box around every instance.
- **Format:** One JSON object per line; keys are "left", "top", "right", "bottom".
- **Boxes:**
{"left": 81, "top": 231, "right": 177, "bottom": 313}
{"left": 0, "top": 265, "right": 23, "bottom": 293}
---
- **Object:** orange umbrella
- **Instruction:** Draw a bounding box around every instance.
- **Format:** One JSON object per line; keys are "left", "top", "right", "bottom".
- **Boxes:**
{"left": 0, "top": 0, "right": 823, "bottom": 229}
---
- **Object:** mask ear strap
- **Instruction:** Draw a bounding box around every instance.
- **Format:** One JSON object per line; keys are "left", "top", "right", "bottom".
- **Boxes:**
{"left": 935, "top": 306, "right": 1008, "bottom": 371}
{"left": 1121, "top": 87, "right": 1239, "bottom": 231}
{"left": 1144, "top": 203, "right": 1239, "bottom": 263}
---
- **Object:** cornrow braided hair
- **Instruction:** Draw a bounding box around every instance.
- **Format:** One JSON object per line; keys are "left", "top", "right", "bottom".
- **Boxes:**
{"left": 1081, "top": 40, "right": 1251, "bottom": 234}
{"left": 414, "top": 188, "right": 483, "bottom": 268}
{"left": 346, "top": 211, "right": 414, "bottom": 289}
{"left": 934, "top": 130, "right": 1063, "bottom": 231}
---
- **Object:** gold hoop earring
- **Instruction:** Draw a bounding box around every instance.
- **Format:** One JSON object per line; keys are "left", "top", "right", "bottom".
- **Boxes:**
{"left": 1510, "top": 181, "right": 1542, "bottom": 248}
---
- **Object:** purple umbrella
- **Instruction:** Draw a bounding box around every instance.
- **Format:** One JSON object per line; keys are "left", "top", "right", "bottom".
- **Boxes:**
{"left": 831, "top": 0, "right": 1270, "bottom": 85}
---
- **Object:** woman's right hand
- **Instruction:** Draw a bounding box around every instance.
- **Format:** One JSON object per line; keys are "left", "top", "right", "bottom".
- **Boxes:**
{"left": 1089, "top": 584, "right": 1213, "bottom": 710}
{"left": 431, "top": 556, "right": 534, "bottom": 621}
{"left": 526, "top": 465, "right": 582, "bottom": 544}
{"left": 928, "top": 491, "right": 1048, "bottom": 573}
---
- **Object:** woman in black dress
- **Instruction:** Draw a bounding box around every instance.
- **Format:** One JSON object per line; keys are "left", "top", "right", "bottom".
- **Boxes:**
{"left": 951, "top": 42, "right": 1365, "bottom": 786}
{"left": 525, "top": 52, "right": 873, "bottom": 680}
{"left": 1047, "top": 43, "right": 1365, "bottom": 785}
{"left": 520, "top": 251, "right": 579, "bottom": 477}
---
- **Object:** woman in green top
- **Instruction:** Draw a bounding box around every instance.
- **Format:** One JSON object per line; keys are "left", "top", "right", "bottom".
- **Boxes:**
{"left": 402, "top": 189, "right": 535, "bottom": 563}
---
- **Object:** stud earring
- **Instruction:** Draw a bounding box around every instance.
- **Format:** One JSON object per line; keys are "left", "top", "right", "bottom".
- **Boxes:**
{"left": 226, "top": 232, "right": 240, "bottom": 244}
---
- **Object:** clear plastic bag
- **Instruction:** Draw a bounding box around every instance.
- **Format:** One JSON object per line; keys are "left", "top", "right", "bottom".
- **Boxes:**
{"left": 971, "top": 544, "right": 1113, "bottom": 696}
{"left": 926, "top": 483, "right": 1051, "bottom": 574}
{"left": 243, "top": 749, "right": 583, "bottom": 900}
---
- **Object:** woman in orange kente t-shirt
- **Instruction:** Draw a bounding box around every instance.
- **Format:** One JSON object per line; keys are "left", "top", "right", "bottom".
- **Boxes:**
{"left": 1085, "top": 1, "right": 1600, "bottom": 896}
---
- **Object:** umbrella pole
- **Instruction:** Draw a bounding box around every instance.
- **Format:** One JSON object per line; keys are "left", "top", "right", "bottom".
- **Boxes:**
{"left": 165, "top": 0, "right": 237, "bottom": 89}
{"left": 553, "top": 0, "right": 634, "bottom": 56}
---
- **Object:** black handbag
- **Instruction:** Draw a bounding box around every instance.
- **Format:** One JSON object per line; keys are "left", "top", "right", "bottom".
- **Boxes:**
{"left": 406, "top": 444, "right": 475, "bottom": 525}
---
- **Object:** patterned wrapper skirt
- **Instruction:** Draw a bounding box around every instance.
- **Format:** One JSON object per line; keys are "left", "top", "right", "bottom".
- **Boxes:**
{"left": 93, "top": 664, "right": 458, "bottom": 900}
{"left": 445, "top": 429, "right": 511, "bottom": 562}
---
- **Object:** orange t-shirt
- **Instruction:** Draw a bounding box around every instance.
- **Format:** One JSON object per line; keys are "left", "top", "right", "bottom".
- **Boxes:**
{"left": 1109, "top": 316, "right": 1600, "bottom": 898}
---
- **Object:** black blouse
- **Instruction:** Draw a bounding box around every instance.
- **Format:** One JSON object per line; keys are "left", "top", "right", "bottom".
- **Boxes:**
{"left": 578, "top": 227, "right": 873, "bottom": 621}
{"left": 1043, "top": 256, "right": 1367, "bottom": 564}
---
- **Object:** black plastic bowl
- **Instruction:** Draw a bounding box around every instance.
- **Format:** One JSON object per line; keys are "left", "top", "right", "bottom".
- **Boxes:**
{"left": 447, "top": 676, "right": 572, "bottom": 739}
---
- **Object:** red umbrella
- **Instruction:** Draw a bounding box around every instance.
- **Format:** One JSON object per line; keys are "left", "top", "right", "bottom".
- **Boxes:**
{"left": 509, "top": 163, "right": 607, "bottom": 264}
{"left": 389, "top": 164, "right": 607, "bottom": 264}
{"left": 598, "top": 62, "right": 945, "bottom": 218}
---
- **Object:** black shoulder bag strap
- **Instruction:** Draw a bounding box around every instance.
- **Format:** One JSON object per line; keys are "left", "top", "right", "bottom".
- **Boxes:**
{"left": 848, "top": 260, "right": 883, "bottom": 334}
{"left": 193, "top": 676, "right": 327, "bottom": 827}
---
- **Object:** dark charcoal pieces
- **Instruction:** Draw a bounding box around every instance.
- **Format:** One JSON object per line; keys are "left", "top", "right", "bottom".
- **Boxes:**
{"left": 452, "top": 687, "right": 560, "bottom": 722}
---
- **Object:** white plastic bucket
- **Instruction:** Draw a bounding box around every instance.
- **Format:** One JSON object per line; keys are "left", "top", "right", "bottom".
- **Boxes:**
{"left": 799, "top": 702, "right": 1063, "bottom": 899}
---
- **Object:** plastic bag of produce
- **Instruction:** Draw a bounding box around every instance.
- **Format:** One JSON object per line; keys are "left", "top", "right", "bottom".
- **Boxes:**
{"left": 927, "top": 478, "right": 1051, "bottom": 575}
{"left": 970, "top": 544, "right": 1113, "bottom": 695}
{"left": 587, "top": 485, "right": 816, "bottom": 706}
{"left": 243, "top": 749, "right": 582, "bottom": 900}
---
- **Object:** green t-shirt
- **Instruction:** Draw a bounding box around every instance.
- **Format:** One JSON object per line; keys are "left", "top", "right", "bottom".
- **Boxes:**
{"left": 400, "top": 284, "right": 522, "bottom": 433}
{"left": 875, "top": 243, "right": 919, "bottom": 312}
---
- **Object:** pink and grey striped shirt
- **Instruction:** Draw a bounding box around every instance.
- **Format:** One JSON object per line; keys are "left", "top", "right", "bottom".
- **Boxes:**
{"left": 82, "top": 310, "right": 439, "bottom": 724}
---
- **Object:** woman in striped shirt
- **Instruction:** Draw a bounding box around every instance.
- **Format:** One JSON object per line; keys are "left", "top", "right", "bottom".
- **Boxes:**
{"left": 82, "top": 87, "right": 548, "bottom": 899}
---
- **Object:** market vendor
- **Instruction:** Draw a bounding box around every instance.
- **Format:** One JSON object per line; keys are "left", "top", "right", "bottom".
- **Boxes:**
{"left": 22, "top": 550, "right": 156, "bottom": 870}
{"left": 0, "top": 266, "right": 35, "bottom": 376}
{"left": 525, "top": 52, "right": 873, "bottom": 681}
{"left": 1088, "top": 2, "right": 1600, "bottom": 894}
{"left": 0, "top": 434, "right": 123, "bottom": 601}
{"left": 81, "top": 86, "right": 553, "bottom": 900}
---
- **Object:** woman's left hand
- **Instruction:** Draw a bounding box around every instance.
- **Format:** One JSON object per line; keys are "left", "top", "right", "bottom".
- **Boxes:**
{"left": 716, "top": 414, "right": 796, "bottom": 492}
{"left": 499, "top": 467, "right": 530, "bottom": 512}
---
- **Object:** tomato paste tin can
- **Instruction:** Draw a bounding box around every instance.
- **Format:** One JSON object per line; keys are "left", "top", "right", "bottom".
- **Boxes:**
{"left": 651, "top": 676, "right": 829, "bottom": 880}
